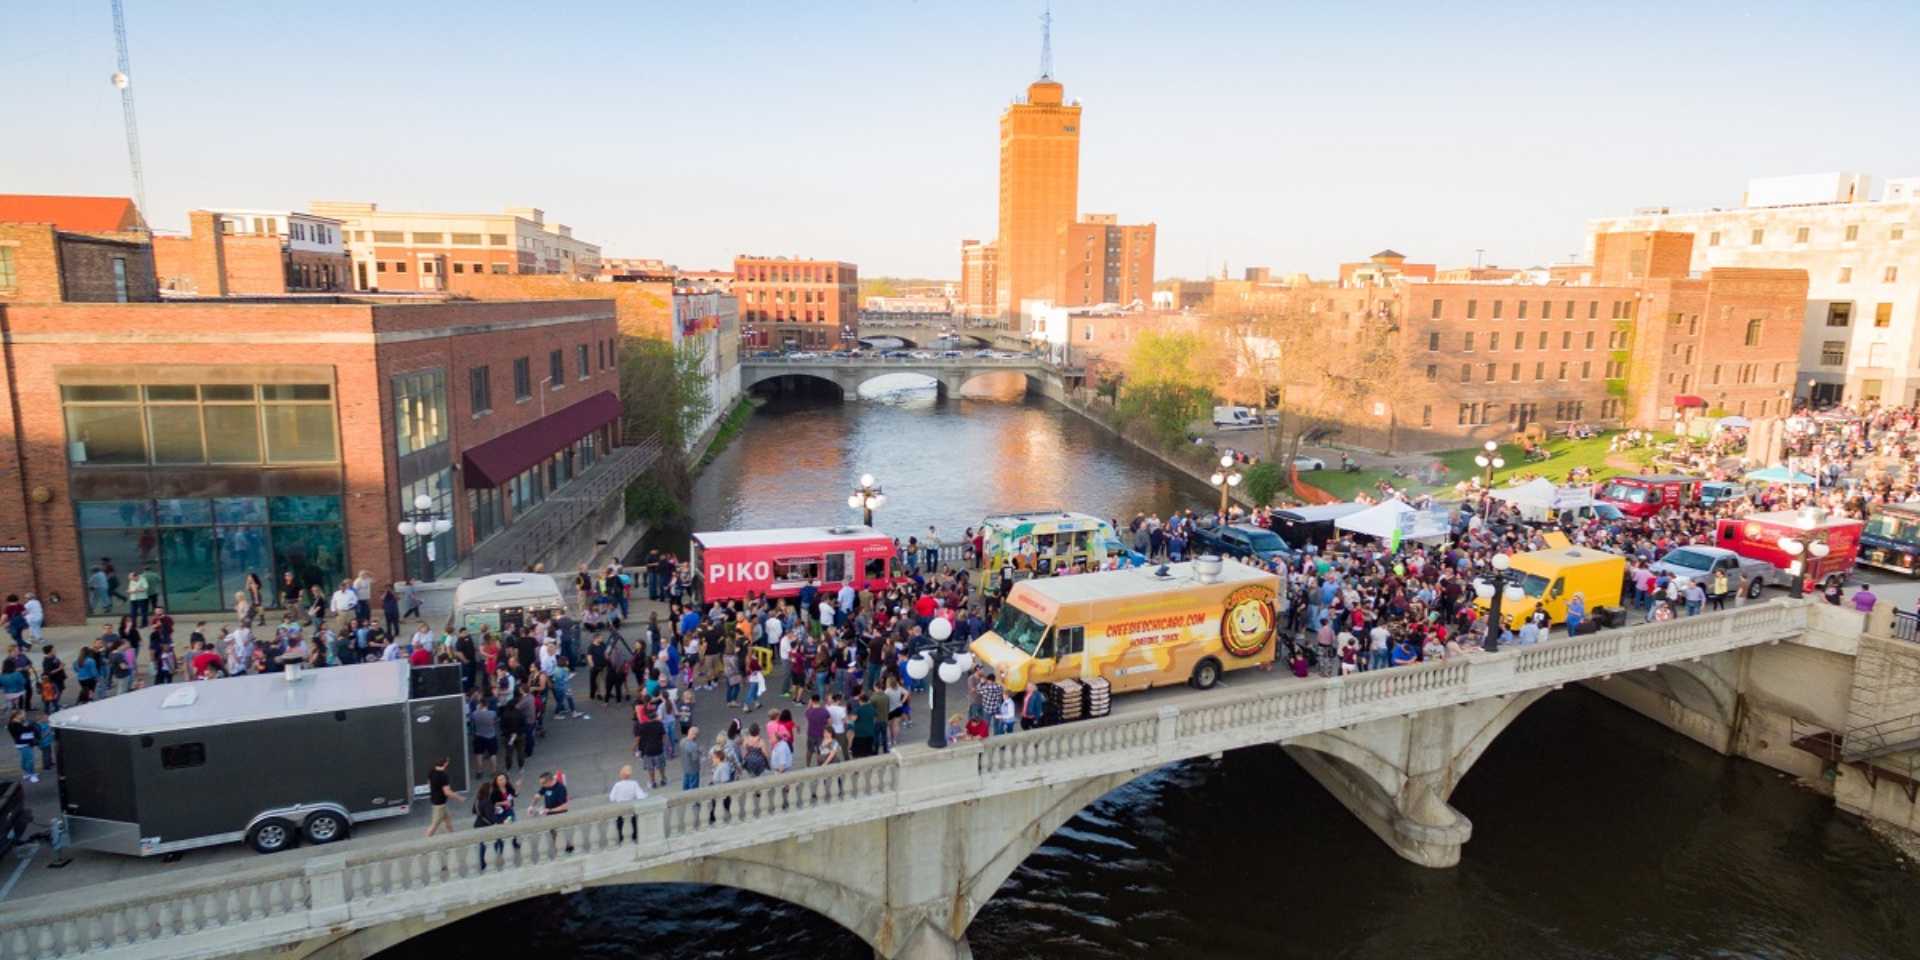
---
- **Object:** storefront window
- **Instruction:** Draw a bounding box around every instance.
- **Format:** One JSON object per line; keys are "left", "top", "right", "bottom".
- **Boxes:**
{"left": 393, "top": 368, "right": 449, "bottom": 455}
{"left": 61, "top": 380, "right": 336, "bottom": 466}
{"left": 74, "top": 495, "right": 345, "bottom": 614}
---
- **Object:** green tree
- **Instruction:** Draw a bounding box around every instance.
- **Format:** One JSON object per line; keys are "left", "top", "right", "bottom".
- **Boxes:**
{"left": 1242, "top": 461, "right": 1284, "bottom": 505}
{"left": 617, "top": 336, "right": 713, "bottom": 523}
{"left": 1112, "top": 329, "right": 1219, "bottom": 446}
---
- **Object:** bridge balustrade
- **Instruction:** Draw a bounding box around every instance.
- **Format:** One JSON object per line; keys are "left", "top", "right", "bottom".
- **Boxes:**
{"left": 0, "top": 599, "right": 1808, "bottom": 960}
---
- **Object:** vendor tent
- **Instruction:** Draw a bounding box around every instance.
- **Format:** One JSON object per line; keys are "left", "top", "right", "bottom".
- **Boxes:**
{"left": 1743, "top": 465, "right": 1817, "bottom": 485}
{"left": 1490, "top": 478, "right": 1558, "bottom": 510}
{"left": 1335, "top": 499, "right": 1450, "bottom": 543}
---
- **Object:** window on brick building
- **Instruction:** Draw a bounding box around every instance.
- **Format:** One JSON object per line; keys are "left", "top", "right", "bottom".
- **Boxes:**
{"left": 1518, "top": 300, "right": 1529, "bottom": 319}
{"left": 1425, "top": 364, "right": 1437, "bottom": 381}
{"left": 1430, "top": 298, "right": 1442, "bottom": 318}
{"left": 1885, "top": 266, "right": 1900, "bottom": 283}
{"left": 1586, "top": 301, "right": 1598, "bottom": 319}
{"left": 1894, "top": 225, "right": 1907, "bottom": 241}
{"left": 373, "top": 230, "right": 404, "bottom": 243}
{"left": 1750, "top": 229, "right": 1764, "bottom": 245}
{"left": 488, "top": 234, "right": 508, "bottom": 246}
{"left": 1537, "top": 331, "right": 1547, "bottom": 349}
{"left": 0, "top": 247, "right": 19, "bottom": 290}
{"left": 1421, "top": 405, "right": 1432, "bottom": 427}
{"left": 1491, "top": 300, "right": 1503, "bottom": 319}
{"left": 1540, "top": 301, "right": 1551, "bottom": 320}
{"left": 1561, "top": 331, "right": 1572, "bottom": 350}
{"left": 1827, "top": 303, "right": 1851, "bottom": 326}
{"left": 514, "top": 358, "right": 531, "bottom": 400}
{"left": 452, "top": 263, "right": 464, "bottom": 274}
{"left": 1580, "top": 361, "right": 1591, "bottom": 379}
{"left": 1709, "top": 231, "right": 1720, "bottom": 246}
{"left": 577, "top": 344, "right": 590, "bottom": 380}
{"left": 1484, "top": 363, "right": 1495, "bottom": 382}
{"left": 1510, "top": 363, "right": 1521, "bottom": 381}
{"left": 1460, "top": 364, "right": 1471, "bottom": 383}
{"left": 1564, "top": 300, "right": 1574, "bottom": 320}
{"left": 1463, "top": 332, "right": 1475, "bottom": 352}
{"left": 1796, "top": 227, "right": 1810, "bottom": 243}
{"left": 549, "top": 350, "right": 564, "bottom": 386}
{"left": 395, "top": 262, "right": 408, "bottom": 273}
{"left": 1837, "top": 266, "right": 1853, "bottom": 283}
{"left": 1466, "top": 300, "right": 1477, "bottom": 319}
{"left": 1876, "top": 303, "right": 1893, "bottom": 327}
{"left": 1845, "top": 225, "right": 1859, "bottom": 242}
{"left": 112, "top": 258, "right": 128, "bottom": 303}
{"left": 376, "top": 261, "right": 387, "bottom": 273}
{"left": 1557, "top": 362, "right": 1568, "bottom": 381}
{"left": 491, "top": 264, "right": 509, "bottom": 274}
{"left": 1744, "top": 319, "right": 1763, "bottom": 346}
{"left": 1535, "top": 361, "right": 1545, "bottom": 380}
{"left": 469, "top": 366, "right": 492, "bottom": 415}
{"left": 1584, "top": 331, "right": 1595, "bottom": 349}
{"left": 452, "top": 233, "right": 482, "bottom": 245}
{"left": 1489, "top": 332, "right": 1500, "bottom": 351}
{"left": 1427, "top": 332, "right": 1440, "bottom": 351}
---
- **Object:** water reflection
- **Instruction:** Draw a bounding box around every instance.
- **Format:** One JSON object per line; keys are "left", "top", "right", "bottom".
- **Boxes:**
{"left": 689, "top": 392, "right": 1214, "bottom": 538}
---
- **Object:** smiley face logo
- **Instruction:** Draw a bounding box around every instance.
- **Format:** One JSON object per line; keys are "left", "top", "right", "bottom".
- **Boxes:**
{"left": 1221, "top": 585, "right": 1276, "bottom": 659}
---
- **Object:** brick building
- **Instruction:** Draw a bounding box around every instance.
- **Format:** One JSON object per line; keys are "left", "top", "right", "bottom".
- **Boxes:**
{"left": 309, "top": 201, "right": 601, "bottom": 293}
{"left": 445, "top": 271, "right": 673, "bottom": 340}
{"left": 1588, "top": 172, "right": 1920, "bottom": 407}
{"left": 1055, "top": 214, "right": 1155, "bottom": 308}
{"left": 733, "top": 255, "right": 858, "bottom": 350}
{"left": 1232, "top": 238, "right": 1808, "bottom": 452}
{"left": 151, "top": 209, "right": 352, "bottom": 295}
{"left": 0, "top": 234, "right": 643, "bottom": 625}
{"left": 959, "top": 240, "right": 998, "bottom": 318}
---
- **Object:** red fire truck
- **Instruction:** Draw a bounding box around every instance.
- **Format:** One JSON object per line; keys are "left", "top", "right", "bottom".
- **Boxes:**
{"left": 1713, "top": 509, "right": 1863, "bottom": 589}
{"left": 691, "top": 526, "right": 897, "bottom": 603}
{"left": 1595, "top": 474, "right": 1702, "bottom": 518}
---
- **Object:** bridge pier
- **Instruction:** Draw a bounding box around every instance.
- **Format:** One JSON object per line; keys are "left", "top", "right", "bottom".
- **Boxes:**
{"left": 1286, "top": 688, "right": 1550, "bottom": 868}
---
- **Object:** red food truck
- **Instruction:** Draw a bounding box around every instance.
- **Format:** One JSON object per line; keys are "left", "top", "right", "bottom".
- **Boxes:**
{"left": 1595, "top": 474, "right": 1701, "bottom": 518}
{"left": 691, "top": 526, "right": 897, "bottom": 603}
{"left": 1713, "top": 509, "right": 1862, "bottom": 589}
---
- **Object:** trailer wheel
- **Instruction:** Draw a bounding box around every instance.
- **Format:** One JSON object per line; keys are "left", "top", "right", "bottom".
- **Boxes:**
{"left": 1746, "top": 577, "right": 1764, "bottom": 599}
{"left": 248, "top": 818, "right": 296, "bottom": 854}
{"left": 303, "top": 811, "right": 348, "bottom": 845}
{"left": 1191, "top": 658, "right": 1222, "bottom": 690}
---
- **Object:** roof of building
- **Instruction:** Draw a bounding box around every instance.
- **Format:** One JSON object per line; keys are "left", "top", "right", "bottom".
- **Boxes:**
{"left": 50, "top": 661, "right": 411, "bottom": 735}
{"left": 1371, "top": 249, "right": 1406, "bottom": 260}
{"left": 0, "top": 194, "right": 142, "bottom": 232}
{"left": 693, "top": 525, "right": 887, "bottom": 548}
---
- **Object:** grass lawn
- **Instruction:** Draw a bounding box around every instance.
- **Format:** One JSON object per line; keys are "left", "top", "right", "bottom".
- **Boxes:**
{"left": 1298, "top": 431, "right": 1667, "bottom": 502}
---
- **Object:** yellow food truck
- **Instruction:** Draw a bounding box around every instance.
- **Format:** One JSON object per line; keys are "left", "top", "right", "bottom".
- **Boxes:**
{"left": 970, "top": 557, "right": 1279, "bottom": 694}
{"left": 1473, "top": 545, "right": 1626, "bottom": 629}
{"left": 978, "top": 511, "right": 1130, "bottom": 578}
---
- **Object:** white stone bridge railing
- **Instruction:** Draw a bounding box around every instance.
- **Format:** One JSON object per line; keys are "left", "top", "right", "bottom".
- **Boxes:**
{"left": 0, "top": 600, "right": 1810, "bottom": 960}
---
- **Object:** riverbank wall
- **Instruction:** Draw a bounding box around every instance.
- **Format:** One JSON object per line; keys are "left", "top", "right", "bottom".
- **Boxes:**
{"left": 1580, "top": 601, "right": 1920, "bottom": 845}
{"left": 1028, "top": 376, "right": 1262, "bottom": 511}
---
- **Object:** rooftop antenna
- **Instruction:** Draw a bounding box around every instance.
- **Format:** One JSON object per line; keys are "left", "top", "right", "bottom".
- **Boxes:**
{"left": 109, "top": 0, "right": 149, "bottom": 226}
{"left": 1044, "top": 1, "right": 1059, "bottom": 80}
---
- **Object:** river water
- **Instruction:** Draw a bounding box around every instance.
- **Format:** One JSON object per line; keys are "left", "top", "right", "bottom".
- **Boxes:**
{"left": 383, "top": 392, "right": 1920, "bottom": 960}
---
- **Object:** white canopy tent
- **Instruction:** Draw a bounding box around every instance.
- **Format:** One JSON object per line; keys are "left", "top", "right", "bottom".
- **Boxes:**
{"left": 1490, "top": 478, "right": 1559, "bottom": 511}
{"left": 1335, "top": 499, "right": 1450, "bottom": 543}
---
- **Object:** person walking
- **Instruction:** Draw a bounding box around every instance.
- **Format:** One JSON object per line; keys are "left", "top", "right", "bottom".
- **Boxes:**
{"left": 679, "top": 725, "right": 702, "bottom": 790}
{"left": 426, "top": 756, "right": 462, "bottom": 837}
{"left": 607, "top": 764, "right": 647, "bottom": 843}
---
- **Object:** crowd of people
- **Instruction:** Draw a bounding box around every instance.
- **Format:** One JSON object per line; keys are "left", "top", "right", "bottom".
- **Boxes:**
{"left": 7, "top": 404, "right": 1918, "bottom": 840}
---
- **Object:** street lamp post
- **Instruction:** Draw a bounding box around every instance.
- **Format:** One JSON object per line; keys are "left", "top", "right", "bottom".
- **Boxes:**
{"left": 904, "top": 616, "right": 974, "bottom": 749}
{"left": 1210, "top": 453, "right": 1243, "bottom": 517}
{"left": 395, "top": 493, "right": 453, "bottom": 583}
{"left": 848, "top": 473, "right": 886, "bottom": 527}
{"left": 1474, "top": 552, "right": 1523, "bottom": 652}
{"left": 1473, "top": 440, "right": 1505, "bottom": 496}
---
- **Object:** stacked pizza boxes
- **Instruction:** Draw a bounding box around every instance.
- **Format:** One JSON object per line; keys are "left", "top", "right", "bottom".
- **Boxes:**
{"left": 1054, "top": 679, "right": 1086, "bottom": 722}
{"left": 1085, "top": 677, "right": 1112, "bottom": 718}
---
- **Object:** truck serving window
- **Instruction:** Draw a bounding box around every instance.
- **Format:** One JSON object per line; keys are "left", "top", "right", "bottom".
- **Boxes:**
{"left": 161, "top": 743, "right": 206, "bottom": 769}
{"left": 993, "top": 605, "right": 1050, "bottom": 655}
{"left": 773, "top": 556, "right": 822, "bottom": 584}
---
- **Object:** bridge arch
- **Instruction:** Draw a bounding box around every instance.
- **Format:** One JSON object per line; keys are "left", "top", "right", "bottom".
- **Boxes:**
{"left": 743, "top": 370, "right": 848, "bottom": 400}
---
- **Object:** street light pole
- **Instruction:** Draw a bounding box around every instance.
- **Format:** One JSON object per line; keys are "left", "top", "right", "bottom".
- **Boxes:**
{"left": 848, "top": 473, "right": 886, "bottom": 528}
{"left": 1473, "top": 439, "right": 1506, "bottom": 491}
{"left": 395, "top": 493, "right": 453, "bottom": 582}
{"left": 1477, "top": 552, "right": 1516, "bottom": 652}
{"left": 1210, "top": 453, "right": 1243, "bottom": 517}
{"left": 904, "top": 616, "right": 974, "bottom": 749}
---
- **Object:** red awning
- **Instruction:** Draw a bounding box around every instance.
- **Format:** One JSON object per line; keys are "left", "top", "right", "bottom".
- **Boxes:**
{"left": 462, "top": 391, "right": 620, "bottom": 487}
{"left": 1674, "top": 394, "right": 1706, "bottom": 408}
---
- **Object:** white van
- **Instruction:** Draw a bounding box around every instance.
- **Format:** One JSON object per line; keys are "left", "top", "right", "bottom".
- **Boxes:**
{"left": 448, "top": 573, "right": 567, "bottom": 635}
{"left": 1212, "top": 405, "right": 1259, "bottom": 429}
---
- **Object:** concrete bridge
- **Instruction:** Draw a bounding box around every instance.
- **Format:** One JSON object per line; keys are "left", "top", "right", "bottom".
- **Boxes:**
{"left": 741, "top": 355, "right": 1054, "bottom": 400}
{"left": 0, "top": 601, "right": 1820, "bottom": 960}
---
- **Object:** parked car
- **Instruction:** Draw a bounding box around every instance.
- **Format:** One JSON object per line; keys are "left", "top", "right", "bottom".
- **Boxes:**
{"left": 1698, "top": 481, "right": 1745, "bottom": 507}
{"left": 1292, "top": 455, "right": 1327, "bottom": 471}
{"left": 1650, "top": 545, "right": 1773, "bottom": 598}
{"left": 1191, "top": 523, "right": 1294, "bottom": 564}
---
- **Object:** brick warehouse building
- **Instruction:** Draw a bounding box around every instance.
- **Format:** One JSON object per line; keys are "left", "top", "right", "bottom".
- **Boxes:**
{"left": 1, "top": 237, "right": 645, "bottom": 624}
{"left": 733, "top": 255, "right": 858, "bottom": 350}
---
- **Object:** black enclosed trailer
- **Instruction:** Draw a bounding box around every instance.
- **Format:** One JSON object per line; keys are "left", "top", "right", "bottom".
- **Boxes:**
{"left": 1269, "top": 502, "right": 1369, "bottom": 551}
{"left": 51, "top": 660, "right": 468, "bottom": 857}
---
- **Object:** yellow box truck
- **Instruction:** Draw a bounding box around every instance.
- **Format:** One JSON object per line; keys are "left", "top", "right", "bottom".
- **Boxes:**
{"left": 970, "top": 557, "right": 1280, "bottom": 694}
{"left": 1474, "top": 545, "right": 1626, "bottom": 630}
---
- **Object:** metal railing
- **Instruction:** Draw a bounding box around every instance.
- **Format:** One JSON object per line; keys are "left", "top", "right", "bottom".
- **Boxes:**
{"left": 1894, "top": 609, "right": 1918, "bottom": 643}
{"left": 741, "top": 355, "right": 1045, "bottom": 367}
{"left": 467, "top": 438, "right": 662, "bottom": 577}
{"left": 0, "top": 599, "right": 1810, "bottom": 960}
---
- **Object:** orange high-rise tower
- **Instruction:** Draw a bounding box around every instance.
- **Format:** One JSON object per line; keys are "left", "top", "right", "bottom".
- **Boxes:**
{"left": 992, "top": 10, "right": 1080, "bottom": 327}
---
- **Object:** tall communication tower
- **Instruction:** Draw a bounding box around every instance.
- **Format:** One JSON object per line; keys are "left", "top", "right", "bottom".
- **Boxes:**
{"left": 1038, "top": 2, "right": 1054, "bottom": 80}
{"left": 109, "top": 0, "right": 149, "bottom": 224}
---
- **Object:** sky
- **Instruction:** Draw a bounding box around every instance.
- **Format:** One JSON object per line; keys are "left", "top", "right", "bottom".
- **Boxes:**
{"left": 5, "top": 1, "right": 1918, "bottom": 280}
